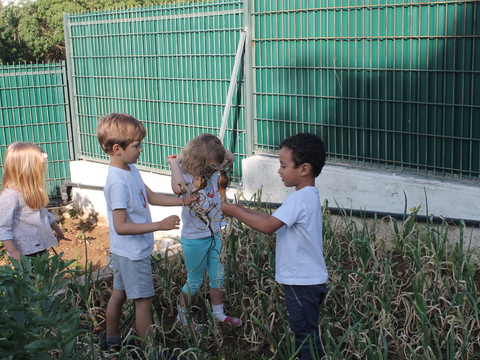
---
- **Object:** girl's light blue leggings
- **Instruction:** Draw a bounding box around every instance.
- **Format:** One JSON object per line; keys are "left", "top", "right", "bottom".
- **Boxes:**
{"left": 181, "top": 232, "right": 224, "bottom": 296}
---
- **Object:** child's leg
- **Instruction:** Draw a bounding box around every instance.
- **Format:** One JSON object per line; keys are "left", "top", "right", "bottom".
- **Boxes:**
{"left": 180, "top": 236, "right": 210, "bottom": 299}
{"left": 178, "top": 291, "right": 190, "bottom": 308}
{"left": 284, "top": 284, "right": 327, "bottom": 360}
{"left": 111, "top": 254, "right": 154, "bottom": 344}
{"left": 134, "top": 296, "right": 153, "bottom": 343}
{"left": 206, "top": 232, "right": 224, "bottom": 303}
{"left": 210, "top": 287, "right": 241, "bottom": 326}
{"left": 106, "top": 288, "right": 127, "bottom": 339}
{"left": 210, "top": 288, "right": 227, "bottom": 321}
{"left": 207, "top": 233, "right": 241, "bottom": 326}
{"left": 210, "top": 287, "right": 224, "bottom": 306}
{"left": 106, "top": 254, "right": 128, "bottom": 345}
{"left": 178, "top": 236, "right": 209, "bottom": 325}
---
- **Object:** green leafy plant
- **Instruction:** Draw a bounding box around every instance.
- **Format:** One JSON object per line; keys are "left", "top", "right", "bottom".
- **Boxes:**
{"left": 0, "top": 253, "right": 87, "bottom": 359}
{"left": 67, "top": 207, "right": 78, "bottom": 219}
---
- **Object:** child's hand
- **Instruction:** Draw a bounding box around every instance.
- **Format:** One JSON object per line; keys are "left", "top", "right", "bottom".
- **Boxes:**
{"left": 158, "top": 215, "right": 181, "bottom": 230}
{"left": 221, "top": 201, "right": 235, "bottom": 217}
{"left": 58, "top": 235, "right": 72, "bottom": 242}
{"left": 9, "top": 249, "right": 21, "bottom": 262}
{"left": 167, "top": 154, "right": 180, "bottom": 165}
{"left": 183, "top": 194, "right": 199, "bottom": 206}
{"left": 2, "top": 240, "right": 21, "bottom": 261}
{"left": 54, "top": 231, "right": 72, "bottom": 242}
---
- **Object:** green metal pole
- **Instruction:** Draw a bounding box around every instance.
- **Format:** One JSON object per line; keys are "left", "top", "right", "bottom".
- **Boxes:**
{"left": 63, "top": 12, "right": 81, "bottom": 160}
{"left": 243, "top": 0, "right": 255, "bottom": 156}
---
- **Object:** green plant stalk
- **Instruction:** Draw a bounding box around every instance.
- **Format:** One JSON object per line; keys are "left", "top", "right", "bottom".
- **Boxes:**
{"left": 251, "top": 314, "right": 287, "bottom": 360}
{"left": 4, "top": 193, "right": 477, "bottom": 358}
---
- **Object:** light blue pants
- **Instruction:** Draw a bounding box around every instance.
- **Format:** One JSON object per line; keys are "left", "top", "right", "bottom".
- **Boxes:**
{"left": 181, "top": 232, "right": 224, "bottom": 296}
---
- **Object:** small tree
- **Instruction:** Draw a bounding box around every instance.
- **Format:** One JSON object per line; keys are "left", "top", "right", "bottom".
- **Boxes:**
{"left": 0, "top": 0, "right": 194, "bottom": 64}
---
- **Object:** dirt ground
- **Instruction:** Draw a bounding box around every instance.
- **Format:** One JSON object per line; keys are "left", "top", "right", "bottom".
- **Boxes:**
{"left": 0, "top": 211, "right": 111, "bottom": 270}
{"left": 55, "top": 214, "right": 111, "bottom": 270}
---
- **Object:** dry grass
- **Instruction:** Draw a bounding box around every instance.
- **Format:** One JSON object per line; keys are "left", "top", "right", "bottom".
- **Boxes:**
{"left": 7, "top": 196, "right": 478, "bottom": 360}
{"left": 321, "top": 208, "right": 480, "bottom": 360}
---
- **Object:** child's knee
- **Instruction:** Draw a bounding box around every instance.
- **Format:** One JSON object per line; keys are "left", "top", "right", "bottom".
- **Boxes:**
{"left": 135, "top": 297, "right": 153, "bottom": 311}
{"left": 209, "top": 277, "right": 224, "bottom": 289}
{"left": 110, "top": 288, "right": 127, "bottom": 304}
{"left": 182, "top": 283, "right": 200, "bottom": 296}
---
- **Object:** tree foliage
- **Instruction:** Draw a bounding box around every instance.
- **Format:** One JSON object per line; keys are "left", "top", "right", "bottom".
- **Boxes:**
{"left": 0, "top": 0, "right": 186, "bottom": 64}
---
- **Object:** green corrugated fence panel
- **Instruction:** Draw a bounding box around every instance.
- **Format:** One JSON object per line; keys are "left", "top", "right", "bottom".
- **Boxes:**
{"left": 2, "top": 0, "right": 477, "bottom": 189}
{"left": 0, "top": 62, "right": 73, "bottom": 198}
{"left": 66, "top": 0, "right": 245, "bottom": 182}
{"left": 254, "top": 0, "right": 480, "bottom": 181}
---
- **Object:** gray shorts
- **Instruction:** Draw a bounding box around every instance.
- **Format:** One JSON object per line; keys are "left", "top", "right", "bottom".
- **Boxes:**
{"left": 112, "top": 254, "right": 154, "bottom": 299}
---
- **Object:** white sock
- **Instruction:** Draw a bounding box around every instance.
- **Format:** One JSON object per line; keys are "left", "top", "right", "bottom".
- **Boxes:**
{"left": 177, "top": 305, "right": 187, "bottom": 324}
{"left": 212, "top": 304, "right": 227, "bottom": 321}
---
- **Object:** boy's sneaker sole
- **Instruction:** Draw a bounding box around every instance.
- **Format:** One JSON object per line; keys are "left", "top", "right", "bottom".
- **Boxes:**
{"left": 101, "top": 338, "right": 138, "bottom": 356}
{"left": 101, "top": 344, "right": 120, "bottom": 357}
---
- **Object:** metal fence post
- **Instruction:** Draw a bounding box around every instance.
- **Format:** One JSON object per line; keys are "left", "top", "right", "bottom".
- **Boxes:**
{"left": 63, "top": 12, "right": 80, "bottom": 160}
{"left": 243, "top": 0, "right": 255, "bottom": 156}
{"left": 61, "top": 60, "right": 75, "bottom": 162}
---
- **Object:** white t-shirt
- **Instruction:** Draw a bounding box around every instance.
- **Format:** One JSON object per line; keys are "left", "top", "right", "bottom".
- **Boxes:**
{"left": 180, "top": 172, "right": 224, "bottom": 239}
{"left": 104, "top": 164, "right": 153, "bottom": 260}
{"left": 272, "top": 186, "right": 328, "bottom": 285}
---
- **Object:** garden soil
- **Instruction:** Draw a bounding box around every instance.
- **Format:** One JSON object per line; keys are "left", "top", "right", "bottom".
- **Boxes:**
{"left": 0, "top": 209, "right": 111, "bottom": 269}
{"left": 54, "top": 215, "right": 111, "bottom": 270}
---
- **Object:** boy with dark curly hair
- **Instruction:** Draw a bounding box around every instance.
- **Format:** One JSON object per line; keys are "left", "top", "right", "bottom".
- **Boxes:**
{"left": 222, "top": 133, "right": 328, "bottom": 359}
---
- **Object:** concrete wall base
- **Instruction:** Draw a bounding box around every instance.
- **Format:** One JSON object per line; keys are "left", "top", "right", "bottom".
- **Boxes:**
{"left": 68, "top": 159, "right": 480, "bottom": 253}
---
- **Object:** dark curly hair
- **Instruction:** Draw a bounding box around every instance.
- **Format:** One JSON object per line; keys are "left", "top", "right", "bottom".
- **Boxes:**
{"left": 279, "top": 133, "right": 326, "bottom": 177}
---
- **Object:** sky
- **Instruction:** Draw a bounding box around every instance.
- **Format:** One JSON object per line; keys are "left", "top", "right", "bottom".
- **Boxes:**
{"left": 2, "top": 0, "right": 21, "bottom": 5}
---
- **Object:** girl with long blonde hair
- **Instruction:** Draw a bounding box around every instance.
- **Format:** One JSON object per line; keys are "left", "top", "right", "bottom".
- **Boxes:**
{"left": 0, "top": 142, "right": 69, "bottom": 261}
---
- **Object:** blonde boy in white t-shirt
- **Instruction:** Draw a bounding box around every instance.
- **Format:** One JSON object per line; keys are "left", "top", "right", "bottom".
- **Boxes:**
{"left": 97, "top": 113, "right": 196, "bottom": 352}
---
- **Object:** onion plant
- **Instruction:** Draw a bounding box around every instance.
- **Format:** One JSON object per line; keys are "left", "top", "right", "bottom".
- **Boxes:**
{"left": 2, "top": 195, "right": 478, "bottom": 360}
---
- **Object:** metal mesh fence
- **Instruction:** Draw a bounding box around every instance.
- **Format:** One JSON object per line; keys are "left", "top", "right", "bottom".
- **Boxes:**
{"left": 253, "top": 0, "right": 480, "bottom": 181}
{"left": 65, "top": 0, "right": 245, "bottom": 182}
{"left": 1, "top": 1, "right": 479, "bottom": 188}
{"left": 0, "top": 62, "right": 73, "bottom": 198}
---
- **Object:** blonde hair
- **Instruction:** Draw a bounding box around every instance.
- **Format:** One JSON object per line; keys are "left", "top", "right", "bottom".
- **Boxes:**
{"left": 181, "top": 133, "right": 226, "bottom": 176}
{"left": 2, "top": 142, "right": 48, "bottom": 209}
{"left": 97, "top": 113, "right": 146, "bottom": 154}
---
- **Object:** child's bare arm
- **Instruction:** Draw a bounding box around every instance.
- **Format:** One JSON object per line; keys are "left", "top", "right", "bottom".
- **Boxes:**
{"left": 224, "top": 150, "right": 235, "bottom": 165}
{"left": 112, "top": 209, "right": 180, "bottom": 235}
{"left": 222, "top": 202, "right": 271, "bottom": 219}
{"left": 2, "top": 240, "right": 20, "bottom": 261}
{"left": 145, "top": 185, "right": 196, "bottom": 207}
{"left": 166, "top": 155, "right": 185, "bottom": 195}
{"left": 221, "top": 201, "right": 284, "bottom": 234}
{"left": 51, "top": 221, "right": 71, "bottom": 242}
